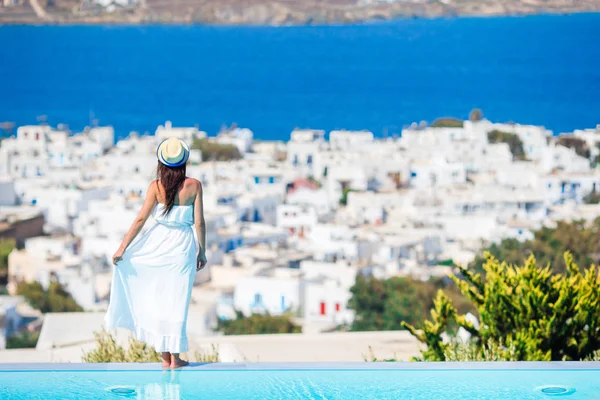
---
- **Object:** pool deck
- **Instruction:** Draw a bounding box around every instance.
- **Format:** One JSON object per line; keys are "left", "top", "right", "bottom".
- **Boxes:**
{"left": 0, "top": 327, "right": 422, "bottom": 363}
{"left": 0, "top": 361, "right": 599, "bottom": 371}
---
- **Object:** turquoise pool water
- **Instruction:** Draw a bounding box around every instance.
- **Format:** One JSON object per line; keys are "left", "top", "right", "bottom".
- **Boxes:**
{"left": 0, "top": 363, "right": 599, "bottom": 399}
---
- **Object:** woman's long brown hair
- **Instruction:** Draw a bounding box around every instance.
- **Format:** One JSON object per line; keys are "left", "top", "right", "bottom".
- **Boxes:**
{"left": 156, "top": 162, "right": 186, "bottom": 216}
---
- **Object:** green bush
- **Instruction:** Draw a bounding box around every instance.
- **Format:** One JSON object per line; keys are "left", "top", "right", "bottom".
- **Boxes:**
{"left": 6, "top": 330, "right": 39, "bottom": 349}
{"left": 339, "top": 188, "right": 355, "bottom": 206}
{"left": 348, "top": 275, "right": 473, "bottom": 332}
{"left": 217, "top": 312, "right": 301, "bottom": 335}
{"left": 17, "top": 281, "right": 45, "bottom": 310}
{"left": 487, "top": 130, "right": 526, "bottom": 161}
{"left": 584, "top": 191, "right": 600, "bottom": 204}
{"left": 557, "top": 136, "right": 591, "bottom": 159}
{"left": 191, "top": 138, "right": 241, "bottom": 161}
{"left": 0, "top": 239, "right": 15, "bottom": 286}
{"left": 362, "top": 346, "right": 398, "bottom": 362}
{"left": 592, "top": 143, "right": 600, "bottom": 167}
{"left": 443, "top": 339, "right": 518, "bottom": 362}
{"left": 82, "top": 329, "right": 221, "bottom": 363}
{"left": 365, "top": 339, "right": 518, "bottom": 362}
{"left": 17, "top": 281, "right": 83, "bottom": 313}
{"left": 402, "top": 252, "right": 600, "bottom": 361}
{"left": 307, "top": 176, "right": 322, "bottom": 188}
{"left": 82, "top": 329, "right": 161, "bottom": 363}
{"left": 194, "top": 344, "right": 220, "bottom": 362}
{"left": 431, "top": 118, "right": 464, "bottom": 128}
{"left": 471, "top": 218, "right": 600, "bottom": 275}
{"left": 367, "top": 340, "right": 600, "bottom": 363}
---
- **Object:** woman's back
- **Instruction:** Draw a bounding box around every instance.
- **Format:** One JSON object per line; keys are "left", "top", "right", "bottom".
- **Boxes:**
{"left": 155, "top": 177, "right": 198, "bottom": 206}
{"left": 153, "top": 204, "right": 194, "bottom": 227}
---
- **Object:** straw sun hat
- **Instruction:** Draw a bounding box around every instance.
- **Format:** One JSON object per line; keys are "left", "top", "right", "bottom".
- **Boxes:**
{"left": 156, "top": 137, "right": 190, "bottom": 167}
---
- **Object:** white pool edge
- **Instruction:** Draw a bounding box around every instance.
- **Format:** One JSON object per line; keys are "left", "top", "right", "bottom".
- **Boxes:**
{"left": 0, "top": 361, "right": 599, "bottom": 371}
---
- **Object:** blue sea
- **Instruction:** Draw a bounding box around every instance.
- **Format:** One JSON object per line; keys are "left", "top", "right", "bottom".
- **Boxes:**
{"left": 0, "top": 13, "right": 599, "bottom": 141}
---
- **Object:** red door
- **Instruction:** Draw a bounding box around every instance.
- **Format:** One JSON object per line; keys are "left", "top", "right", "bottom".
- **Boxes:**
{"left": 320, "top": 302, "right": 326, "bottom": 316}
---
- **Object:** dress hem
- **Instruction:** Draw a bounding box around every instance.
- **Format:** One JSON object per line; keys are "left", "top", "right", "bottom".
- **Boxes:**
{"left": 105, "top": 319, "right": 188, "bottom": 353}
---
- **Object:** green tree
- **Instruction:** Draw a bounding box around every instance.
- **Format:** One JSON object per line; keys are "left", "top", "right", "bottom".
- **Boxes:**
{"left": 584, "top": 191, "right": 600, "bottom": 204}
{"left": 17, "top": 281, "right": 46, "bottom": 310}
{"left": 348, "top": 275, "right": 386, "bottom": 330}
{"left": 217, "top": 312, "right": 301, "bottom": 335}
{"left": 6, "top": 331, "right": 39, "bottom": 349}
{"left": 431, "top": 118, "right": 464, "bottom": 128}
{"left": 0, "top": 239, "right": 16, "bottom": 286}
{"left": 46, "top": 281, "right": 84, "bottom": 312}
{"left": 487, "top": 130, "right": 526, "bottom": 160}
{"left": 557, "top": 136, "right": 591, "bottom": 159}
{"left": 471, "top": 218, "right": 600, "bottom": 275}
{"left": 403, "top": 252, "right": 600, "bottom": 361}
{"left": 592, "top": 143, "right": 600, "bottom": 167}
{"left": 191, "top": 138, "right": 241, "bottom": 161}
{"left": 339, "top": 188, "right": 355, "bottom": 206}
{"left": 17, "top": 281, "right": 83, "bottom": 313}
{"left": 307, "top": 175, "right": 322, "bottom": 188}
{"left": 469, "top": 108, "right": 483, "bottom": 122}
{"left": 348, "top": 275, "right": 473, "bottom": 332}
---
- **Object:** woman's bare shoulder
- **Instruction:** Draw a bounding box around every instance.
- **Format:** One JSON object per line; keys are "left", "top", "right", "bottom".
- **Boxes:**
{"left": 185, "top": 177, "right": 202, "bottom": 190}
{"left": 148, "top": 179, "right": 160, "bottom": 192}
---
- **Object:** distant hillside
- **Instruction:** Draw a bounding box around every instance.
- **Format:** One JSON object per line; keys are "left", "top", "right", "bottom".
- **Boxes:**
{"left": 1, "top": 0, "right": 600, "bottom": 25}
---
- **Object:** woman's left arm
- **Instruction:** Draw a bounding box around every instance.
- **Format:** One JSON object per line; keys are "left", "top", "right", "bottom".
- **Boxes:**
{"left": 112, "top": 182, "right": 158, "bottom": 265}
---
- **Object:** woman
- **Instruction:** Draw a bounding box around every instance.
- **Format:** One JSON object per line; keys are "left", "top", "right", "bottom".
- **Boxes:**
{"left": 105, "top": 137, "right": 207, "bottom": 369}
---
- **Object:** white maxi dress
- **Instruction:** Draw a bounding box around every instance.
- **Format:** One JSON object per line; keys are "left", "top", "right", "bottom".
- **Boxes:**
{"left": 105, "top": 203, "right": 197, "bottom": 353}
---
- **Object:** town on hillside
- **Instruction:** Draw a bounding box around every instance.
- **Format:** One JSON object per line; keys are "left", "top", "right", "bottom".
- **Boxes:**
{"left": 1, "top": 0, "right": 600, "bottom": 25}
{"left": 1, "top": 116, "right": 600, "bottom": 361}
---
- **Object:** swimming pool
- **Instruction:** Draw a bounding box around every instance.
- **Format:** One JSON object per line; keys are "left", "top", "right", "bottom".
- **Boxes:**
{"left": 0, "top": 362, "right": 599, "bottom": 399}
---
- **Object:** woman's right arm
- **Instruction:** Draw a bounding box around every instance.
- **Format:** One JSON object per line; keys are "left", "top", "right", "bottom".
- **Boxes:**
{"left": 194, "top": 180, "right": 207, "bottom": 270}
{"left": 112, "top": 181, "right": 158, "bottom": 265}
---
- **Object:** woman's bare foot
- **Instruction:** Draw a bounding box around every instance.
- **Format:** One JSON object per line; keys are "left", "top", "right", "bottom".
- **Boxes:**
{"left": 161, "top": 352, "right": 171, "bottom": 368}
{"left": 170, "top": 354, "right": 189, "bottom": 369}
